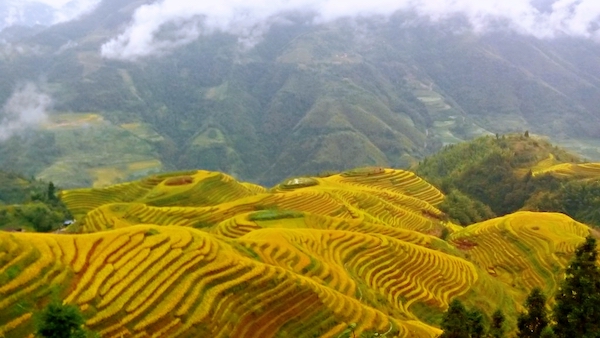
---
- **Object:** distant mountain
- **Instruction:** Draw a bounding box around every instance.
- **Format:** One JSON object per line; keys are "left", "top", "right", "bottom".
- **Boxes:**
{"left": 0, "top": 0, "right": 103, "bottom": 35}
{"left": 1, "top": 1, "right": 600, "bottom": 187}
{"left": 0, "top": 1, "right": 54, "bottom": 31}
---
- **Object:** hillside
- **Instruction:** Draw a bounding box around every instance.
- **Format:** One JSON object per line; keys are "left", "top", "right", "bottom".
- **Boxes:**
{"left": 0, "top": 170, "right": 71, "bottom": 232}
{"left": 2, "top": 1, "right": 600, "bottom": 187}
{"left": 0, "top": 167, "right": 596, "bottom": 337}
{"left": 415, "top": 133, "right": 600, "bottom": 227}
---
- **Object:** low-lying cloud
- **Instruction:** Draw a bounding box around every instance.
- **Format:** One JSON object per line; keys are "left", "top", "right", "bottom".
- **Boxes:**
{"left": 0, "top": 0, "right": 100, "bottom": 32}
{"left": 101, "top": 0, "right": 600, "bottom": 61}
{"left": 53, "top": 0, "right": 101, "bottom": 24}
{"left": 0, "top": 83, "right": 51, "bottom": 142}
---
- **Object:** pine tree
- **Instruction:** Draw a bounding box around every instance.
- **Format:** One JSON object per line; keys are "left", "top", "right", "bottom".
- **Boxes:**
{"left": 467, "top": 308, "right": 485, "bottom": 338}
{"left": 36, "top": 300, "right": 86, "bottom": 338}
{"left": 517, "top": 287, "right": 549, "bottom": 337}
{"left": 489, "top": 309, "right": 505, "bottom": 338}
{"left": 47, "top": 182, "right": 56, "bottom": 201}
{"left": 440, "top": 299, "right": 470, "bottom": 338}
{"left": 552, "top": 235, "right": 600, "bottom": 338}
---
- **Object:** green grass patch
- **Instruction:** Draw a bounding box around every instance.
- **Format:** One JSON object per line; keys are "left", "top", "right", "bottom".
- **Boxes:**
{"left": 248, "top": 210, "right": 304, "bottom": 221}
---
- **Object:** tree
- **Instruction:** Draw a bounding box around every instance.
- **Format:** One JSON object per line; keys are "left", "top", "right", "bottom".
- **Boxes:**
{"left": 489, "top": 309, "right": 505, "bottom": 338}
{"left": 22, "top": 203, "right": 55, "bottom": 232}
{"left": 467, "top": 308, "right": 485, "bottom": 338}
{"left": 541, "top": 327, "right": 556, "bottom": 338}
{"left": 517, "top": 287, "right": 549, "bottom": 337}
{"left": 36, "top": 300, "right": 86, "bottom": 338}
{"left": 440, "top": 299, "right": 470, "bottom": 338}
{"left": 47, "top": 182, "right": 57, "bottom": 201}
{"left": 552, "top": 235, "right": 600, "bottom": 338}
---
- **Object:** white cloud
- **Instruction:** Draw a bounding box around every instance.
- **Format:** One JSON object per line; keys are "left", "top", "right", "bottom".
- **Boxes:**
{"left": 52, "top": 0, "right": 101, "bottom": 24}
{"left": 100, "top": 0, "right": 600, "bottom": 61}
{"left": 101, "top": 1, "right": 314, "bottom": 60}
{"left": 0, "top": 0, "right": 100, "bottom": 30}
{"left": 102, "top": 0, "right": 600, "bottom": 60}
{"left": 0, "top": 83, "right": 51, "bottom": 142}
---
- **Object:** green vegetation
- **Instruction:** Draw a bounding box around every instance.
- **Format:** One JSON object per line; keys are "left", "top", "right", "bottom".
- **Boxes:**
{"left": 489, "top": 309, "right": 506, "bottom": 338}
{"left": 552, "top": 236, "right": 600, "bottom": 338}
{"left": 517, "top": 287, "right": 549, "bottom": 338}
{"left": 439, "top": 299, "right": 487, "bottom": 338}
{"left": 0, "top": 171, "right": 71, "bottom": 231}
{"left": 438, "top": 237, "right": 600, "bottom": 338}
{"left": 416, "top": 134, "right": 600, "bottom": 227}
{"left": 248, "top": 210, "right": 304, "bottom": 221}
{"left": 0, "top": 120, "right": 164, "bottom": 189}
{"left": 35, "top": 300, "right": 90, "bottom": 338}
{"left": 4, "top": 4, "right": 600, "bottom": 188}
{"left": 437, "top": 190, "right": 495, "bottom": 225}
{"left": 439, "top": 236, "right": 600, "bottom": 337}
{"left": 527, "top": 180, "right": 600, "bottom": 228}
{"left": 467, "top": 308, "right": 486, "bottom": 338}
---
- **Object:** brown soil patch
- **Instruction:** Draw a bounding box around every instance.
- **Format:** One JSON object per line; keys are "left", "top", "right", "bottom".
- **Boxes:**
{"left": 164, "top": 176, "right": 194, "bottom": 186}
{"left": 452, "top": 239, "right": 478, "bottom": 250}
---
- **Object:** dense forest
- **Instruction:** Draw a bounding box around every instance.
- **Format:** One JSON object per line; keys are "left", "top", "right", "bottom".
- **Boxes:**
{"left": 416, "top": 133, "right": 600, "bottom": 227}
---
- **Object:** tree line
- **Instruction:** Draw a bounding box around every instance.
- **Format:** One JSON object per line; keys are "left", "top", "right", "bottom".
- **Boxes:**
{"left": 440, "top": 235, "right": 600, "bottom": 338}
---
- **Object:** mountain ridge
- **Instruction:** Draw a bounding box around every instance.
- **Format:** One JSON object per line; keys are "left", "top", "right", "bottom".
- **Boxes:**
{"left": 1, "top": 4, "right": 600, "bottom": 187}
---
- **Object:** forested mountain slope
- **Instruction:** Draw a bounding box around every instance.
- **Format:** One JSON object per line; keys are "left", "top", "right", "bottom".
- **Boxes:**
{"left": 416, "top": 134, "right": 600, "bottom": 227}
{"left": 1, "top": 0, "right": 600, "bottom": 187}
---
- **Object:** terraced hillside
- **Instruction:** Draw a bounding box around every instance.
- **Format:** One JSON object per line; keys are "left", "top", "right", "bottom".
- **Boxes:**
{"left": 60, "top": 170, "right": 266, "bottom": 221}
{"left": 532, "top": 160, "right": 600, "bottom": 179}
{"left": 0, "top": 168, "right": 596, "bottom": 337}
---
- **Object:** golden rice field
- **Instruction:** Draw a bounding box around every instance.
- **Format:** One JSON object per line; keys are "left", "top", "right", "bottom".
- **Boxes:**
{"left": 531, "top": 155, "right": 600, "bottom": 179}
{"left": 0, "top": 167, "right": 596, "bottom": 337}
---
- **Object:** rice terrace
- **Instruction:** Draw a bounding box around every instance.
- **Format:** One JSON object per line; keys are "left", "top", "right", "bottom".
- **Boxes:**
{"left": 3, "top": 0, "right": 600, "bottom": 336}
{"left": 1, "top": 167, "right": 598, "bottom": 337}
